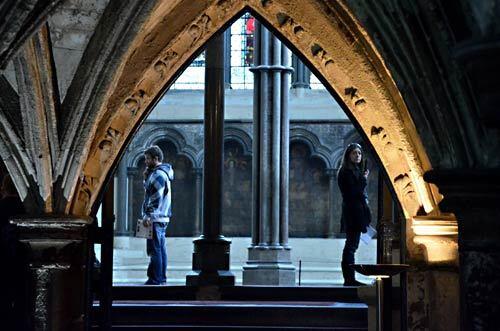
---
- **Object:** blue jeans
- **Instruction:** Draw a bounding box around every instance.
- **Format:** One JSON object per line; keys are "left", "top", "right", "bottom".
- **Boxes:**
{"left": 146, "top": 222, "right": 167, "bottom": 284}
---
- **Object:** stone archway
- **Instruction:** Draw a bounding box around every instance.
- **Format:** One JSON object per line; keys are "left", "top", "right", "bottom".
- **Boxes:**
{"left": 0, "top": 0, "right": 462, "bottom": 330}
{"left": 55, "top": 1, "right": 458, "bottom": 328}
{"left": 69, "top": 0, "right": 440, "bottom": 222}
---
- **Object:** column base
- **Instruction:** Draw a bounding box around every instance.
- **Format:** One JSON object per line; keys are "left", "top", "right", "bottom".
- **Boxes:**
{"left": 186, "top": 236, "right": 235, "bottom": 286}
{"left": 186, "top": 270, "right": 235, "bottom": 287}
{"left": 242, "top": 246, "right": 296, "bottom": 286}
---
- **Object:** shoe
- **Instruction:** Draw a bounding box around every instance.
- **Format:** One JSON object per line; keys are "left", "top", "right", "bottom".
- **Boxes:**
{"left": 343, "top": 279, "right": 367, "bottom": 286}
{"left": 144, "top": 280, "right": 160, "bottom": 285}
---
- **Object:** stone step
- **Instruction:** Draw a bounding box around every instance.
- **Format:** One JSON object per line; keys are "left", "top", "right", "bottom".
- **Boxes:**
{"left": 92, "top": 286, "right": 368, "bottom": 330}
{"left": 92, "top": 301, "right": 368, "bottom": 330}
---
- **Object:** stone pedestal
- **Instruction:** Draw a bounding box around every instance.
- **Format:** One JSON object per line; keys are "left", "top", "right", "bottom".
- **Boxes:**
{"left": 186, "top": 237, "right": 234, "bottom": 287}
{"left": 243, "top": 247, "right": 295, "bottom": 285}
{"left": 12, "top": 217, "right": 93, "bottom": 331}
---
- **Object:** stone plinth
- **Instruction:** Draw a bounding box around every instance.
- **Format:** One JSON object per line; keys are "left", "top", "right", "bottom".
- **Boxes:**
{"left": 243, "top": 247, "right": 295, "bottom": 286}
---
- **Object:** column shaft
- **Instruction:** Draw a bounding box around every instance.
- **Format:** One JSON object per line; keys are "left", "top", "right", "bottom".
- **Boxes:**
{"left": 251, "top": 22, "right": 260, "bottom": 246}
{"left": 193, "top": 168, "right": 203, "bottom": 236}
{"left": 271, "top": 35, "right": 281, "bottom": 246}
{"left": 243, "top": 22, "right": 295, "bottom": 285}
{"left": 126, "top": 167, "right": 137, "bottom": 234}
{"left": 291, "top": 54, "right": 310, "bottom": 89}
{"left": 280, "top": 45, "right": 291, "bottom": 246}
{"left": 187, "top": 32, "right": 234, "bottom": 288}
{"left": 326, "top": 169, "right": 336, "bottom": 238}
{"left": 203, "top": 33, "right": 225, "bottom": 239}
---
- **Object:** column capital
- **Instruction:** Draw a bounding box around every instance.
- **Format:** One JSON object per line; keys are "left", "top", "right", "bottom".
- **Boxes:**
{"left": 12, "top": 217, "right": 93, "bottom": 330}
{"left": 192, "top": 167, "right": 203, "bottom": 176}
{"left": 250, "top": 64, "right": 294, "bottom": 74}
{"left": 127, "top": 166, "right": 139, "bottom": 176}
{"left": 325, "top": 168, "right": 338, "bottom": 178}
{"left": 424, "top": 169, "right": 500, "bottom": 208}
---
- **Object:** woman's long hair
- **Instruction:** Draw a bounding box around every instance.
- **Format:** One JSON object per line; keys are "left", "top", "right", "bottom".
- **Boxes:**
{"left": 338, "top": 143, "right": 364, "bottom": 175}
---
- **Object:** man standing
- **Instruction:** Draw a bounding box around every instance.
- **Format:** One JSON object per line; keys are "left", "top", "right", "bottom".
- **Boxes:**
{"left": 142, "top": 145, "right": 174, "bottom": 285}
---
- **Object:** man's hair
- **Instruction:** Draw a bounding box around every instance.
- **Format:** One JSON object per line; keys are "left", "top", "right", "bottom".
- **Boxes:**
{"left": 144, "top": 145, "right": 163, "bottom": 162}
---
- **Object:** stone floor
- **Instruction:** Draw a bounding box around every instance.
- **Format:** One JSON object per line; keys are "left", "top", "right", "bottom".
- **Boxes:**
{"left": 96, "top": 237, "right": 378, "bottom": 285}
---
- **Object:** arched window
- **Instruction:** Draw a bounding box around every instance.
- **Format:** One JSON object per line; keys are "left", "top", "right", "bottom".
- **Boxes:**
{"left": 222, "top": 139, "right": 252, "bottom": 236}
{"left": 289, "top": 142, "right": 330, "bottom": 237}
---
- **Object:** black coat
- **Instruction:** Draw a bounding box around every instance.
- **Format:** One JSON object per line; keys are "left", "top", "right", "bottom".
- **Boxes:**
{"left": 338, "top": 167, "right": 372, "bottom": 233}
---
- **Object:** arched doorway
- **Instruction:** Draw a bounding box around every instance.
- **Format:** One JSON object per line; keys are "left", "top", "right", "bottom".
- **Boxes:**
{"left": 71, "top": 1, "right": 440, "bottom": 221}
{"left": 67, "top": 2, "right": 455, "bottom": 328}
{"left": 0, "top": 1, "right": 461, "bottom": 329}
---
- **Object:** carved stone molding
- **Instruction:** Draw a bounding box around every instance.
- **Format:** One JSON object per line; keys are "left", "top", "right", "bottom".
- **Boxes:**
{"left": 410, "top": 215, "right": 459, "bottom": 267}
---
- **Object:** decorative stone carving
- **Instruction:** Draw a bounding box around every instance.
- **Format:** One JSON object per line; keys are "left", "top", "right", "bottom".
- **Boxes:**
{"left": 124, "top": 89, "right": 148, "bottom": 116}
{"left": 75, "top": 175, "right": 97, "bottom": 212}
{"left": 311, "top": 43, "right": 334, "bottom": 67}
{"left": 97, "top": 127, "right": 122, "bottom": 167}
{"left": 154, "top": 50, "right": 179, "bottom": 77}
{"left": 188, "top": 14, "right": 212, "bottom": 47}
{"left": 394, "top": 173, "right": 420, "bottom": 215}
{"left": 344, "top": 86, "right": 366, "bottom": 110}
{"left": 276, "top": 13, "right": 305, "bottom": 37}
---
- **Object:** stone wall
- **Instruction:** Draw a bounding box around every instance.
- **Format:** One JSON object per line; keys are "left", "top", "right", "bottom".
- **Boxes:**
{"left": 122, "top": 120, "right": 379, "bottom": 238}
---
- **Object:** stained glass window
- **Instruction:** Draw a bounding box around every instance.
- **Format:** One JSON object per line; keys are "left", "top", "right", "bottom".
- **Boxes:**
{"left": 170, "top": 14, "right": 256, "bottom": 90}
{"left": 230, "top": 13, "right": 255, "bottom": 89}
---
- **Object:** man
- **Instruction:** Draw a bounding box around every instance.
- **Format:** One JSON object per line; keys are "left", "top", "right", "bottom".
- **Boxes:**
{"left": 142, "top": 145, "right": 174, "bottom": 285}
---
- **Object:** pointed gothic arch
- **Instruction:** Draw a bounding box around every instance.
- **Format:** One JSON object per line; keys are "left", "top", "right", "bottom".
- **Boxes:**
{"left": 57, "top": 1, "right": 445, "bottom": 256}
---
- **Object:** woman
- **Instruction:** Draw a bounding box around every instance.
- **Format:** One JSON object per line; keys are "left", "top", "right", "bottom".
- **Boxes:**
{"left": 338, "top": 143, "right": 372, "bottom": 286}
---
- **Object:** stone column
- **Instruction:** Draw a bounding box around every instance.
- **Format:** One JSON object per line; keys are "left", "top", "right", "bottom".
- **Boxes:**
{"left": 126, "top": 167, "right": 138, "bottom": 235}
{"left": 115, "top": 159, "right": 128, "bottom": 235}
{"left": 424, "top": 169, "right": 500, "bottom": 331}
{"left": 242, "top": 23, "right": 295, "bottom": 285}
{"left": 193, "top": 167, "right": 203, "bottom": 236}
{"left": 224, "top": 29, "right": 231, "bottom": 89}
{"left": 377, "top": 175, "right": 395, "bottom": 264}
{"left": 186, "top": 32, "right": 234, "bottom": 287}
{"left": 13, "top": 217, "right": 93, "bottom": 330}
{"left": 325, "top": 168, "right": 341, "bottom": 238}
{"left": 291, "top": 54, "right": 310, "bottom": 89}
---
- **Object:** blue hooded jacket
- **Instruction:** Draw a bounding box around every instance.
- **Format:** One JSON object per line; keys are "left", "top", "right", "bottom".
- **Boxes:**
{"left": 142, "top": 163, "right": 174, "bottom": 222}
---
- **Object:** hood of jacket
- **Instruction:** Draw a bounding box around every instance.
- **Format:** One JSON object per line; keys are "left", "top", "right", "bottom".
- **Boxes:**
{"left": 155, "top": 163, "right": 174, "bottom": 181}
